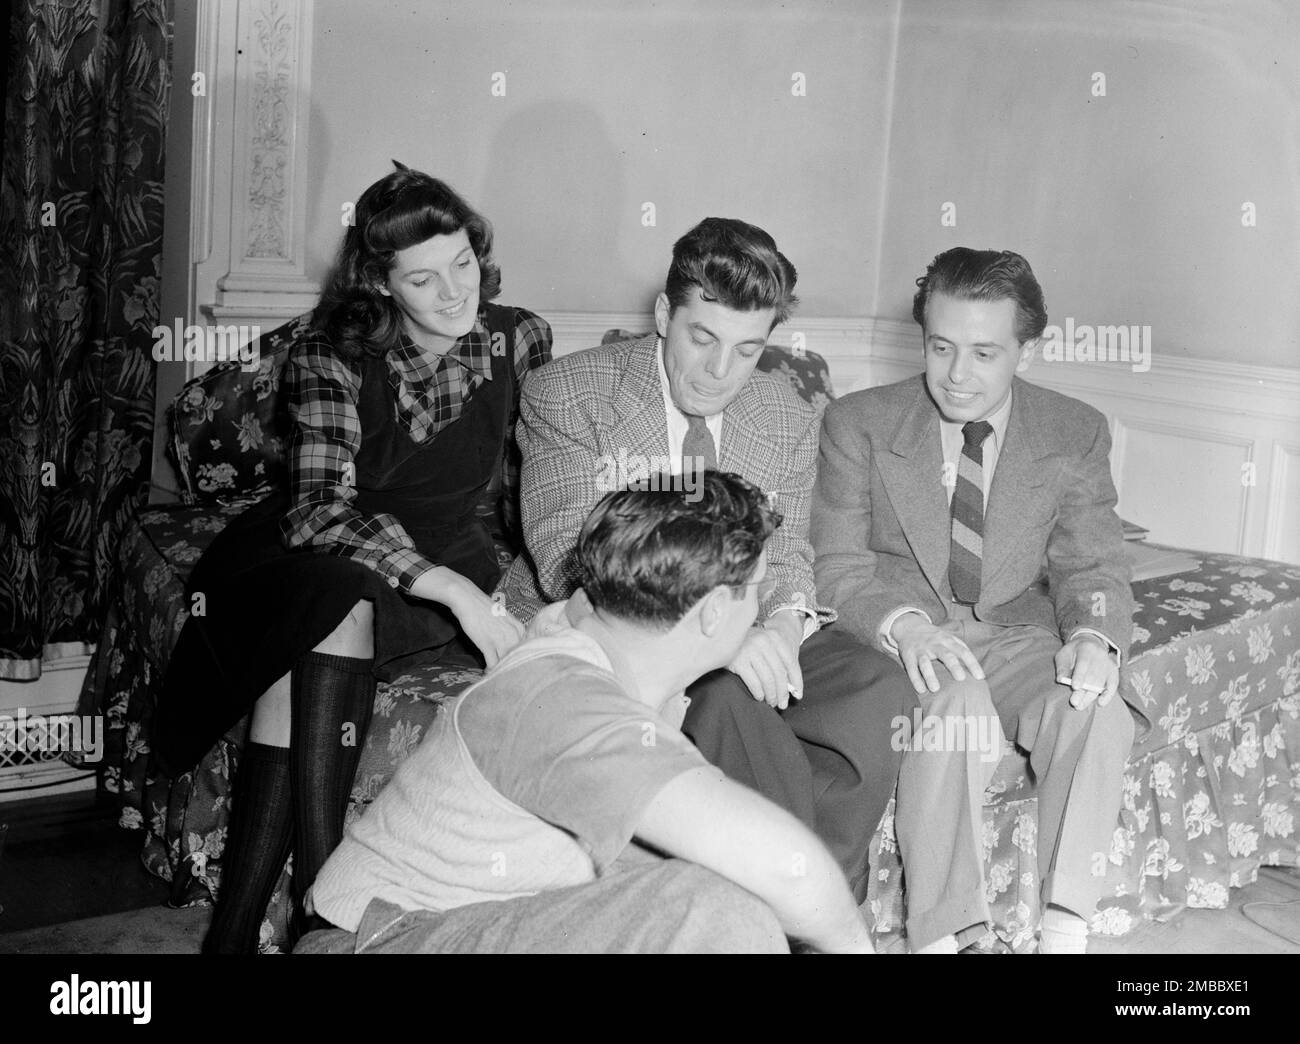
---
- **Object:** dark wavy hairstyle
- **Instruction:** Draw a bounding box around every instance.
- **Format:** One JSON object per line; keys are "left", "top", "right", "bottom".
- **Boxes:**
{"left": 664, "top": 217, "right": 799, "bottom": 328}
{"left": 312, "top": 164, "right": 502, "bottom": 360}
{"left": 577, "top": 471, "right": 782, "bottom": 629}
{"left": 911, "top": 247, "right": 1048, "bottom": 344}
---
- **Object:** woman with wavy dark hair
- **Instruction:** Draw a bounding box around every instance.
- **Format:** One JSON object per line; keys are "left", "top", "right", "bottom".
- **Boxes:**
{"left": 156, "top": 165, "right": 551, "bottom": 953}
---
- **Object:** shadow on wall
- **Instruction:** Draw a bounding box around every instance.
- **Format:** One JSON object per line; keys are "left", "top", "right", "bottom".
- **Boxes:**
{"left": 305, "top": 95, "right": 334, "bottom": 280}
{"left": 475, "top": 101, "right": 652, "bottom": 315}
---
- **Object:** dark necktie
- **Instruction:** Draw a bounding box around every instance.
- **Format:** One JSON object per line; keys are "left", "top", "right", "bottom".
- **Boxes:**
{"left": 949, "top": 420, "right": 994, "bottom": 605}
{"left": 682, "top": 414, "right": 718, "bottom": 472}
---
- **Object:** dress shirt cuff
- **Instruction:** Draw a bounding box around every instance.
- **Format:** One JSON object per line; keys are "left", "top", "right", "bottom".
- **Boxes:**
{"left": 1068, "top": 627, "right": 1122, "bottom": 667}
{"left": 879, "top": 606, "right": 933, "bottom": 655}
{"left": 381, "top": 547, "right": 439, "bottom": 593}
{"left": 767, "top": 602, "right": 827, "bottom": 644}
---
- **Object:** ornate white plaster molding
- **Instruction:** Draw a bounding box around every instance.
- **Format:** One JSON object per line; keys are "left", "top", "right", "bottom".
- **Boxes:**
{"left": 211, "top": 0, "right": 318, "bottom": 315}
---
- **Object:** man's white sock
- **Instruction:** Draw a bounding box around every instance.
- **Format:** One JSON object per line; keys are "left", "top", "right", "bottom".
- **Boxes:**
{"left": 1038, "top": 906, "right": 1089, "bottom": 954}
{"left": 913, "top": 933, "right": 958, "bottom": 954}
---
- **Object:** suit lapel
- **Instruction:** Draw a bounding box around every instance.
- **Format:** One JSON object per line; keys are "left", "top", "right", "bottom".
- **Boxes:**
{"left": 877, "top": 380, "right": 951, "bottom": 599}
{"left": 609, "top": 336, "right": 671, "bottom": 458}
{"left": 981, "top": 379, "right": 1052, "bottom": 596}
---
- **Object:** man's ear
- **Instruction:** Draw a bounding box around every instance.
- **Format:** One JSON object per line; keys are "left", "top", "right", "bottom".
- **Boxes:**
{"left": 696, "top": 585, "right": 729, "bottom": 638}
{"left": 1016, "top": 337, "right": 1038, "bottom": 372}
{"left": 654, "top": 293, "right": 671, "bottom": 339}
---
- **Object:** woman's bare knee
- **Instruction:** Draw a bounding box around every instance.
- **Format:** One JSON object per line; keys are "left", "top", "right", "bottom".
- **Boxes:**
{"left": 313, "top": 599, "right": 374, "bottom": 658}
{"left": 250, "top": 672, "right": 292, "bottom": 746}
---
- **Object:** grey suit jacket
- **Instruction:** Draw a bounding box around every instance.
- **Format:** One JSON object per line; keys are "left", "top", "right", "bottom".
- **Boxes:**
{"left": 498, "top": 335, "right": 831, "bottom": 624}
{"left": 811, "top": 374, "right": 1133, "bottom": 660}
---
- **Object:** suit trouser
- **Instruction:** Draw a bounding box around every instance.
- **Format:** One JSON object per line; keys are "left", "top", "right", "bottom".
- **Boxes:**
{"left": 894, "top": 608, "right": 1136, "bottom": 949}
{"left": 294, "top": 859, "right": 787, "bottom": 954}
{"left": 682, "top": 628, "right": 916, "bottom": 902}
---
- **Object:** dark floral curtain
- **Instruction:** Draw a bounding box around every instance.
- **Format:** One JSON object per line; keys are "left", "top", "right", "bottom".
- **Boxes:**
{"left": 0, "top": 0, "right": 170, "bottom": 678}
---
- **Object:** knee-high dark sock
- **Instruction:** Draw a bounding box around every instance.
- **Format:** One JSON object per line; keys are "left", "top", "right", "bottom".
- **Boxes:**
{"left": 203, "top": 742, "right": 293, "bottom": 955}
{"left": 288, "top": 650, "right": 375, "bottom": 913}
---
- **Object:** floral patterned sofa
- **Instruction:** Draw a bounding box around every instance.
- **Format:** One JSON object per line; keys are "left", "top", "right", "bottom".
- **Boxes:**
{"left": 77, "top": 316, "right": 1300, "bottom": 952}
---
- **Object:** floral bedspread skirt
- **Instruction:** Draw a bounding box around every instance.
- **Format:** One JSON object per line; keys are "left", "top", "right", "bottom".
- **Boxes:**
{"left": 868, "top": 549, "right": 1300, "bottom": 951}
{"left": 79, "top": 506, "right": 1300, "bottom": 952}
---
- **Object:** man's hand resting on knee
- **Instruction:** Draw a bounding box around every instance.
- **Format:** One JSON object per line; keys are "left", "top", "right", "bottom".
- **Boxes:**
{"left": 727, "top": 609, "right": 805, "bottom": 710}
{"left": 1055, "top": 634, "right": 1120, "bottom": 710}
{"left": 890, "top": 613, "right": 986, "bottom": 695}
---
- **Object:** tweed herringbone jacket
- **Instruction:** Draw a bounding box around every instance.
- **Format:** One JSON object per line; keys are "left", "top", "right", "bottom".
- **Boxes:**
{"left": 497, "top": 335, "right": 833, "bottom": 626}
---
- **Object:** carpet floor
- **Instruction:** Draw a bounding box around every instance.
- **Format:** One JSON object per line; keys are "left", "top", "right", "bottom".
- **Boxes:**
{"left": 2, "top": 793, "right": 1297, "bottom": 955}
{"left": 0, "top": 903, "right": 211, "bottom": 954}
{"left": 1, "top": 868, "right": 1297, "bottom": 955}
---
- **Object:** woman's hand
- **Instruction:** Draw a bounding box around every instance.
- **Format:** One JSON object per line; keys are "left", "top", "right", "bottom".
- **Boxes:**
{"left": 451, "top": 588, "right": 526, "bottom": 667}
{"left": 409, "top": 567, "right": 525, "bottom": 667}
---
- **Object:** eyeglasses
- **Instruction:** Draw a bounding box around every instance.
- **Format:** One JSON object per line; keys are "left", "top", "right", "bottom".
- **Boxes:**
{"left": 733, "top": 576, "right": 777, "bottom": 601}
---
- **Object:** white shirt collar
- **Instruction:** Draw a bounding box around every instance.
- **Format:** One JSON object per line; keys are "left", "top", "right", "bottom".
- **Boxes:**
{"left": 940, "top": 384, "right": 1014, "bottom": 457}
{"left": 656, "top": 338, "right": 724, "bottom": 468}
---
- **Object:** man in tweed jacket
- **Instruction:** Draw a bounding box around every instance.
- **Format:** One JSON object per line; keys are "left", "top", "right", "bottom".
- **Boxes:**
{"left": 498, "top": 218, "right": 913, "bottom": 900}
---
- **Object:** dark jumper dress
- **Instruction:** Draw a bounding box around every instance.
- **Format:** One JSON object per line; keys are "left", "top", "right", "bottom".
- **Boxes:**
{"left": 154, "top": 304, "right": 518, "bottom": 775}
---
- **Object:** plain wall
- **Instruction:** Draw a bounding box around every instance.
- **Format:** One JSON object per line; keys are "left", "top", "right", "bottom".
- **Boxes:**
{"left": 877, "top": 0, "right": 1300, "bottom": 368}
{"left": 306, "top": 0, "right": 897, "bottom": 317}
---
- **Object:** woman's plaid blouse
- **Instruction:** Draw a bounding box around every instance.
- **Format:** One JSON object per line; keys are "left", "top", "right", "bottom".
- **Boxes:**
{"left": 279, "top": 308, "right": 552, "bottom": 591}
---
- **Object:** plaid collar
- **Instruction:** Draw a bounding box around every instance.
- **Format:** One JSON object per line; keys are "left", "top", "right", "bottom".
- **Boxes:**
{"left": 384, "top": 308, "right": 496, "bottom": 444}
{"left": 388, "top": 310, "right": 495, "bottom": 385}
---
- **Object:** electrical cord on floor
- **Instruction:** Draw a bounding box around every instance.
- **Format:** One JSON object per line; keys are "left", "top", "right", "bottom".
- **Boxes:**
{"left": 1241, "top": 899, "right": 1300, "bottom": 947}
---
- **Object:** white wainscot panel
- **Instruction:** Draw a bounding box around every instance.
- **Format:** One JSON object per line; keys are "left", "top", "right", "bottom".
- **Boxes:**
{"left": 1113, "top": 418, "right": 1253, "bottom": 555}
{"left": 1266, "top": 442, "right": 1300, "bottom": 564}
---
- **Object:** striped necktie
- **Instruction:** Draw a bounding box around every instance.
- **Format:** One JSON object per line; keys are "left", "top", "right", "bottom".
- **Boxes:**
{"left": 682, "top": 414, "right": 718, "bottom": 472}
{"left": 949, "top": 420, "right": 994, "bottom": 605}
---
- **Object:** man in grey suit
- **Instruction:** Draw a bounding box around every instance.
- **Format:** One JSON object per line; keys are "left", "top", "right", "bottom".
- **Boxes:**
{"left": 498, "top": 218, "right": 913, "bottom": 901}
{"left": 812, "top": 248, "right": 1137, "bottom": 953}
